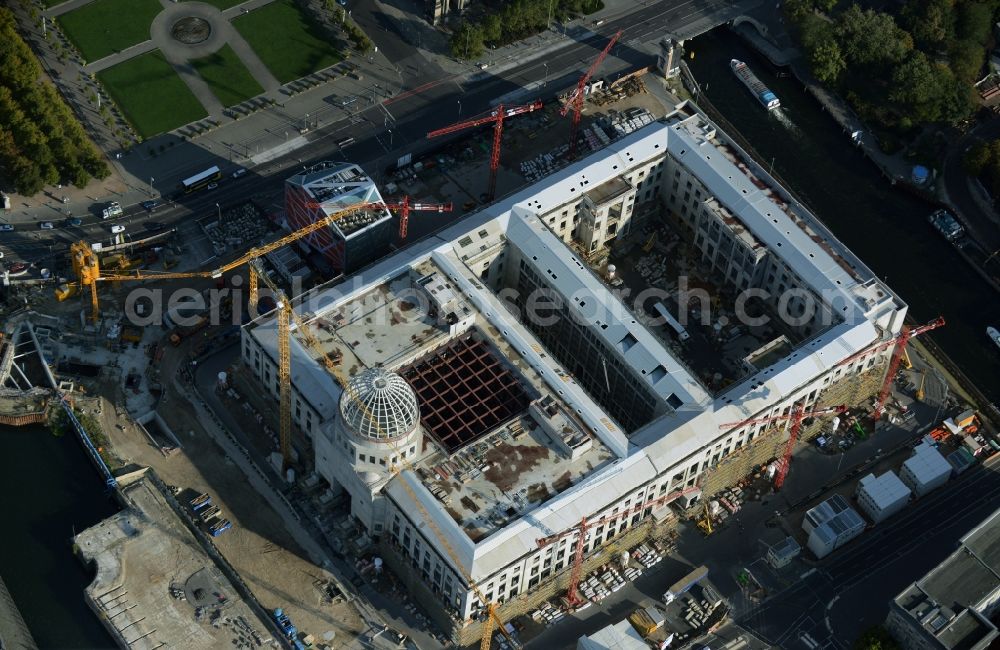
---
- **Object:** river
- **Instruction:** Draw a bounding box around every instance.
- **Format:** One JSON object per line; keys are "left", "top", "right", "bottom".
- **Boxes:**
{"left": 686, "top": 29, "right": 1000, "bottom": 405}
{"left": 0, "top": 424, "right": 117, "bottom": 648}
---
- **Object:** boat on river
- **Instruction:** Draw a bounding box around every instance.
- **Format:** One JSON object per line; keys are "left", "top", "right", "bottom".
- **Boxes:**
{"left": 730, "top": 59, "right": 780, "bottom": 110}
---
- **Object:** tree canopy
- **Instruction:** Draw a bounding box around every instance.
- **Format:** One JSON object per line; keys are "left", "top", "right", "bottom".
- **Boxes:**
{"left": 853, "top": 626, "right": 901, "bottom": 650}
{"left": 450, "top": 0, "right": 603, "bottom": 58}
{"left": 0, "top": 8, "right": 109, "bottom": 196}
{"left": 791, "top": 0, "right": 994, "bottom": 134}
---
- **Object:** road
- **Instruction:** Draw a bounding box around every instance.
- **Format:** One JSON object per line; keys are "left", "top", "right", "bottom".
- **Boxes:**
{"left": 0, "top": 0, "right": 758, "bottom": 268}
{"left": 942, "top": 118, "right": 1000, "bottom": 257}
{"left": 739, "top": 456, "right": 1000, "bottom": 650}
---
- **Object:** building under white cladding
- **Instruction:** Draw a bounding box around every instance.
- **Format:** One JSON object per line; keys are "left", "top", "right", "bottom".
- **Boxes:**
{"left": 242, "top": 102, "right": 907, "bottom": 636}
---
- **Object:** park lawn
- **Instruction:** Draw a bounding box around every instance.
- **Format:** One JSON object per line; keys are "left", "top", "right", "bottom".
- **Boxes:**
{"left": 233, "top": 0, "right": 341, "bottom": 84}
{"left": 97, "top": 50, "right": 207, "bottom": 139}
{"left": 57, "top": 0, "right": 162, "bottom": 62}
{"left": 191, "top": 44, "right": 264, "bottom": 107}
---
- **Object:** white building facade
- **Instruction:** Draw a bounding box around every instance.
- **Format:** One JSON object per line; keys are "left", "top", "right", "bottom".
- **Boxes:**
{"left": 241, "top": 105, "right": 907, "bottom": 631}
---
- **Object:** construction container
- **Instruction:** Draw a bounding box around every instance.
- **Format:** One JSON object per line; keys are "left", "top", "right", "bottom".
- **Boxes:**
{"left": 900, "top": 438, "right": 952, "bottom": 497}
{"left": 855, "top": 471, "right": 911, "bottom": 524}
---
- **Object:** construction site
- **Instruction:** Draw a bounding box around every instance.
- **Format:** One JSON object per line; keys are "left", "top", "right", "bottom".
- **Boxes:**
{"left": 3, "top": 34, "right": 996, "bottom": 650}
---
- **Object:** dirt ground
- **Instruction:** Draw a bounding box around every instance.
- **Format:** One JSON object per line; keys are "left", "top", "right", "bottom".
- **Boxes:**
{"left": 102, "top": 336, "right": 366, "bottom": 647}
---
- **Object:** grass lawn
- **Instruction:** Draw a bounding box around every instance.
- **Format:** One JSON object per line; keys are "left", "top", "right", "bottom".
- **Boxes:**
{"left": 57, "top": 0, "right": 162, "bottom": 62}
{"left": 97, "top": 51, "right": 207, "bottom": 139}
{"left": 191, "top": 44, "right": 264, "bottom": 107}
{"left": 233, "top": 0, "right": 341, "bottom": 84}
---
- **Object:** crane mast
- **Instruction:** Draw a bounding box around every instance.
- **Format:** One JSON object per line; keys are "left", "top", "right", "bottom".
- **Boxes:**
{"left": 562, "top": 30, "right": 622, "bottom": 160}
{"left": 427, "top": 101, "right": 543, "bottom": 201}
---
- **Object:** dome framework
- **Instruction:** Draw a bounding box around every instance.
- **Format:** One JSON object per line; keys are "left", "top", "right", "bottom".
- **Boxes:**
{"left": 340, "top": 367, "right": 420, "bottom": 441}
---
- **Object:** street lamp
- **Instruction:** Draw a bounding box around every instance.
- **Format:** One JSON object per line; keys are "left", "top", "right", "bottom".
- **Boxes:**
{"left": 148, "top": 176, "right": 154, "bottom": 196}
{"left": 457, "top": 99, "right": 462, "bottom": 117}
{"left": 388, "top": 129, "right": 393, "bottom": 148}
{"left": 543, "top": 62, "right": 549, "bottom": 86}
{"left": 216, "top": 203, "right": 221, "bottom": 221}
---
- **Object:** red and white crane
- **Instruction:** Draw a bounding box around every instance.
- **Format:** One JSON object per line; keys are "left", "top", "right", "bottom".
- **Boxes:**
{"left": 720, "top": 404, "right": 848, "bottom": 490}
{"left": 383, "top": 196, "right": 453, "bottom": 239}
{"left": 303, "top": 198, "right": 453, "bottom": 239}
{"left": 535, "top": 486, "right": 699, "bottom": 608}
{"left": 561, "top": 30, "right": 623, "bottom": 160}
{"left": 427, "top": 100, "right": 544, "bottom": 201}
{"left": 835, "top": 316, "right": 945, "bottom": 421}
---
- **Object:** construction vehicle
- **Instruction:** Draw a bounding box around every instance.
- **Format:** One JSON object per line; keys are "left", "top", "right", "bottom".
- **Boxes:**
{"left": 628, "top": 608, "right": 659, "bottom": 637}
{"left": 427, "top": 101, "right": 544, "bottom": 201}
{"left": 561, "top": 30, "right": 623, "bottom": 160}
{"left": 696, "top": 501, "right": 713, "bottom": 536}
{"left": 642, "top": 232, "right": 655, "bottom": 253}
{"left": 54, "top": 283, "right": 78, "bottom": 301}
{"left": 835, "top": 316, "right": 945, "bottom": 421}
{"left": 534, "top": 486, "right": 698, "bottom": 609}
{"left": 169, "top": 314, "right": 209, "bottom": 346}
{"left": 915, "top": 370, "right": 927, "bottom": 402}
{"left": 720, "top": 404, "right": 847, "bottom": 490}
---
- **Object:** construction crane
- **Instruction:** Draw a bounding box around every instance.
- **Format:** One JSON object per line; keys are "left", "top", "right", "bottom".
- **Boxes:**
{"left": 720, "top": 404, "right": 847, "bottom": 490}
{"left": 561, "top": 30, "right": 623, "bottom": 160}
{"left": 386, "top": 196, "right": 453, "bottom": 240}
{"left": 299, "top": 198, "right": 454, "bottom": 240}
{"left": 835, "top": 316, "right": 945, "bottom": 421}
{"left": 535, "top": 486, "right": 698, "bottom": 608}
{"left": 70, "top": 202, "right": 377, "bottom": 323}
{"left": 248, "top": 267, "right": 515, "bottom": 650}
{"left": 427, "top": 101, "right": 544, "bottom": 201}
{"left": 72, "top": 204, "right": 514, "bottom": 647}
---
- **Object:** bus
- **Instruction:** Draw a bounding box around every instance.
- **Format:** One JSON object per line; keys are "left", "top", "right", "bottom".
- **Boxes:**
{"left": 180, "top": 165, "right": 221, "bottom": 193}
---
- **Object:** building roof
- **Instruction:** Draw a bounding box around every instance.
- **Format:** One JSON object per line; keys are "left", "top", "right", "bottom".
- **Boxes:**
{"left": 247, "top": 104, "right": 906, "bottom": 583}
{"left": 892, "top": 506, "right": 1000, "bottom": 649}
{"left": 857, "top": 471, "right": 911, "bottom": 510}
{"left": 285, "top": 161, "right": 391, "bottom": 237}
{"left": 903, "top": 440, "right": 952, "bottom": 486}
{"left": 577, "top": 620, "right": 647, "bottom": 650}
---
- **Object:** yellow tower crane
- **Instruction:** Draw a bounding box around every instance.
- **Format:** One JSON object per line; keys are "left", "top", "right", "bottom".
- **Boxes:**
{"left": 70, "top": 200, "right": 516, "bottom": 647}
{"left": 249, "top": 266, "right": 516, "bottom": 650}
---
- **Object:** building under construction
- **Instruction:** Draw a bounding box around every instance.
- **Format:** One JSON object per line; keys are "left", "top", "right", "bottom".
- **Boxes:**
{"left": 240, "top": 103, "right": 906, "bottom": 643}
{"left": 284, "top": 161, "right": 393, "bottom": 274}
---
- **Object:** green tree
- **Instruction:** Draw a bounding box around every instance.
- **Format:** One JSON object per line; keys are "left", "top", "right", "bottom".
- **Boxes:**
{"left": 902, "top": 0, "right": 955, "bottom": 49}
{"left": 949, "top": 38, "right": 986, "bottom": 81}
{"left": 853, "top": 626, "right": 900, "bottom": 650}
{"left": 956, "top": 0, "right": 993, "bottom": 45}
{"left": 836, "top": 5, "right": 913, "bottom": 66}
{"left": 810, "top": 36, "right": 847, "bottom": 83}
{"left": 450, "top": 22, "right": 484, "bottom": 59}
{"left": 964, "top": 141, "right": 990, "bottom": 175}
{"left": 482, "top": 14, "right": 502, "bottom": 44}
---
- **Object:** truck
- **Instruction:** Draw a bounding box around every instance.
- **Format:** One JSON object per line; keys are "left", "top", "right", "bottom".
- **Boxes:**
{"left": 101, "top": 202, "right": 123, "bottom": 219}
{"left": 169, "top": 314, "right": 209, "bottom": 346}
{"left": 928, "top": 209, "right": 964, "bottom": 242}
{"left": 208, "top": 519, "right": 232, "bottom": 536}
{"left": 189, "top": 493, "right": 212, "bottom": 511}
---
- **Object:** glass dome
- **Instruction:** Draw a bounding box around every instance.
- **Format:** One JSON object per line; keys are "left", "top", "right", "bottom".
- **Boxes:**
{"left": 339, "top": 367, "right": 419, "bottom": 441}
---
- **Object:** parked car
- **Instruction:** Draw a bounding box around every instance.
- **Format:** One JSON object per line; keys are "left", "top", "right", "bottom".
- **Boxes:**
{"left": 141, "top": 200, "right": 160, "bottom": 212}
{"left": 39, "top": 221, "right": 54, "bottom": 230}
{"left": 65, "top": 217, "right": 83, "bottom": 226}
{"left": 206, "top": 182, "right": 218, "bottom": 190}
{"left": 7, "top": 262, "right": 28, "bottom": 274}
{"left": 110, "top": 224, "right": 125, "bottom": 234}
{"left": 0, "top": 224, "right": 14, "bottom": 232}
{"left": 231, "top": 168, "right": 247, "bottom": 179}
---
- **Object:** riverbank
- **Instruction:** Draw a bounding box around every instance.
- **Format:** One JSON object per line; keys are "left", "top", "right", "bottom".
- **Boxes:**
{"left": 731, "top": 22, "right": 1000, "bottom": 298}
{"left": 684, "top": 81, "right": 998, "bottom": 424}
{"left": 0, "top": 574, "right": 38, "bottom": 650}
